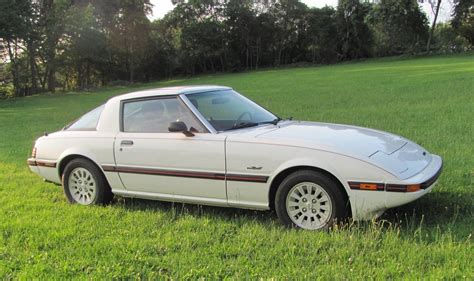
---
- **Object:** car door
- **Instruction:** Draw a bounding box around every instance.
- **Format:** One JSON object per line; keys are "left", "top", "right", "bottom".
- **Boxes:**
{"left": 114, "top": 95, "right": 227, "bottom": 204}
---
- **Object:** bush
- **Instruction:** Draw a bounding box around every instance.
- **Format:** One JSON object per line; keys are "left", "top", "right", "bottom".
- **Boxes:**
{"left": 0, "top": 82, "right": 15, "bottom": 99}
{"left": 434, "top": 23, "right": 472, "bottom": 53}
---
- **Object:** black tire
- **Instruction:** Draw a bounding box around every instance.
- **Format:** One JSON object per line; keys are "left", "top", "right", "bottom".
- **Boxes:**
{"left": 275, "top": 170, "right": 347, "bottom": 230}
{"left": 62, "top": 158, "right": 113, "bottom": 205}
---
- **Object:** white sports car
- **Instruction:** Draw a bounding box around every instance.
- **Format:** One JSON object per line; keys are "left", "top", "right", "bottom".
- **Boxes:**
{"left": 27, "top": 86, "right": 442, "bottom": 230}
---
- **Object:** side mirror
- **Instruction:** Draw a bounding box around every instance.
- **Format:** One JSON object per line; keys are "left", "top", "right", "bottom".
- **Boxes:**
{"left": 168, "top": 121, "right": 194, "bottom": 137}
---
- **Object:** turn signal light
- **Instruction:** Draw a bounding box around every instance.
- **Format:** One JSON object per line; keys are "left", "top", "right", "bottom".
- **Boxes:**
{"left": 31, "top": 147, "right": 37, "bottom": 158}
{"left": 386, "top": 184, "right": 422, "bottom": 192}
{"left": 406, "top": 184, "right": 421, "bottom": 192}
{"left": 349, "top": 182, "right": 422, "bottom": 193}
{"left": 360, "top": 183, "right": 378, "bottom": 190}
{"left": 348, "top": 182, "right": 384, "bottom": 191}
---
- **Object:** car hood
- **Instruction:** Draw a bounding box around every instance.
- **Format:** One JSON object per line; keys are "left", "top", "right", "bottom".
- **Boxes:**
{"left": 256, "top": 121, "right": 407, "bottom": 156}
{"left": 254, "top": 121, "right": 431, "bottom": 179}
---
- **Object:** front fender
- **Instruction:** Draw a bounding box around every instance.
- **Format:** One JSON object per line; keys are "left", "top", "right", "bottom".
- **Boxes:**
{"left": 268, "top": 150, "right": 397, "bottom": 221}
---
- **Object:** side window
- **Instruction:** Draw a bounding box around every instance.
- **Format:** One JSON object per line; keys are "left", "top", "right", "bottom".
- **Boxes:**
{"left": 66, "top": 104, "right": 105, "bottom": 131}
{"left": 122, "top": 97, "right": 206, "bottom": 133}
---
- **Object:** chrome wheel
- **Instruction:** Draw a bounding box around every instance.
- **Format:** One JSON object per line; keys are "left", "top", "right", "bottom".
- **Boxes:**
{"left": 68, "top": 167, "right": 97, "bottom": 205}
{"left": 285, "top": 181, "right": 333, "bottom": 230}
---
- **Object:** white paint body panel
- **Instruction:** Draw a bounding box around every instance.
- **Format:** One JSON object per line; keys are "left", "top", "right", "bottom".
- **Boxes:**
{"left": 27, "top": 86, "right": 443, "bottom": 221}
{"left": 114, "top": 132, "right": 227, "bottom": 200}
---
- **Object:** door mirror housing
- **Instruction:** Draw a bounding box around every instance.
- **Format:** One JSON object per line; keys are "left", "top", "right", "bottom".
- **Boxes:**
{"left": 168, "top": 121, "right": 194, "bottom": 137}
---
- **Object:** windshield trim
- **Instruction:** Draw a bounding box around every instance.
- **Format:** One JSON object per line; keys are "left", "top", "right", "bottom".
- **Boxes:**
{"left": 180, "top": 92, "right": 218, "bottom": 134}
{"left": 182, "top": 90, "right": 280, "bottom": 133}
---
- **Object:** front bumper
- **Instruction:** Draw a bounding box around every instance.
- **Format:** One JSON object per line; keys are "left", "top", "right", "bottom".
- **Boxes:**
{"left": 384, "top": 154, "right": 442, "bottom": 209}
{"left": 349, "top": 155, "right": 443, "bottom": 220}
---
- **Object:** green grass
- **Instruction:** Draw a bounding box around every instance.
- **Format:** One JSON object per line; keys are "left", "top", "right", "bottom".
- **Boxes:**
{"left": 1, "top": 53, "right": 473, "bottom": 279}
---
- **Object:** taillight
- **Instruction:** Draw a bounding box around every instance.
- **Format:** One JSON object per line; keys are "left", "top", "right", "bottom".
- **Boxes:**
{"left": 32, "top": 147, "right": 37, "bottom": 158}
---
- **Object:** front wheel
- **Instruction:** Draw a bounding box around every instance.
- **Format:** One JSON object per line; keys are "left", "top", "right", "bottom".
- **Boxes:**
{"left": 275, "top": 170, "right": 347, "bottom": 230}
{"left": 62, "top": 158, "right": 113, "bottom": 205}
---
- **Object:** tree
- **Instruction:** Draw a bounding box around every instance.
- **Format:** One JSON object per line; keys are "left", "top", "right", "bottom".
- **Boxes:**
{"left": 225, "top": 0, "right": 258, "bottom": 70}
{"left": 0, "top": 0, "right": 33, "bottom": 95}
{"left": 433, "top": 22, "right": 471, "bottom": 52}
{"left": 368, "top": 0, "right": 429, "bottom": 56}
{"left": 147, "top": 18, "right": 180, "bottom": 79}
{"left": 452, "top": 0, "right": 474, "bottom": 45}
{"left": 38, "top": 0, "right": 72, "bottom": 92}
{"left": 60, "top": 4, "right": 107, "bottom": 89}
{"left": 268, "top": 0, "right": 308, "bottom": 65}
{"left": 336, "top": 0, "right": 373, "bottom": 60}
{"left": 108, "top": 0, "right": 152, "bottom": 83}
{"left": 304, "top": 7, "right": 338, "bottom": 63}
{"left": 426, "top": 0, "right": 443, "bottom": 52}
{"left": 0, "top": 0, "right": 471, "bottom": 97}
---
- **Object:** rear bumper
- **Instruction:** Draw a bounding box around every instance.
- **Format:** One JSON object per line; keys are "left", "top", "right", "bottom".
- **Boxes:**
{"left": 27, "top": 158, "right": 57, "bottom": 168}
{"left": 27, "top": 158, "right": 60, "bottom": 183}
{"left": 27, "top": 158, "right": 40, "bottom": 174}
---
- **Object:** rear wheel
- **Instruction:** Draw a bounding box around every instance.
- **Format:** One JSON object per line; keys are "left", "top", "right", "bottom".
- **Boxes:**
{"left": 62, "top": 158, "right": 113, "bottom": 205}
{"left": 275, "top": 170, "right": 347, "bottom": 230}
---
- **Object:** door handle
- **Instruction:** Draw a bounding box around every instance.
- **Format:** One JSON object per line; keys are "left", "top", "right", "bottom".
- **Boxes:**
{"left": 120, "top": 140, "right": 134, "bottom": 146}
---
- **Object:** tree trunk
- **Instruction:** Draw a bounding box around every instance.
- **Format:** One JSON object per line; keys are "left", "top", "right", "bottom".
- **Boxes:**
{"left": 46, "top": 48, "right": 56, "bottom": 92}
{"left": 220, "top": 55, "right": 225, "bottom": 72}
{"left": 246, "top": 46, "right": 249, "bottom": 70}
{"left": 6, "top": 40, "right": 20, "bottom": 96}
{"left": 426, "top": 0, "right": 442, "bottom": 53}
{"left": 210, "top": 57, "right": 215, "bottom": 72}
{"left": 47, "top": 67, "right": 55, "bottom": 92}
{"left": 255, "top": 46, "right": 260, "bottom": 70}
{"left": 27, "top": 40, "right": 38, "bottom": 95}
{"left": 44, "top": 36, "right": 57, "bottom": 92}
{"left": 77, "top": 63, "right": 83, "bottom": 89}
{"left": 86, "top": 63, "right": 91, "bottom": 89}
{"left": 129, "top": 60, "right": 135, "bottom": 83}
{"left": 277, "top": 46, "right": 283, "bottom": 66}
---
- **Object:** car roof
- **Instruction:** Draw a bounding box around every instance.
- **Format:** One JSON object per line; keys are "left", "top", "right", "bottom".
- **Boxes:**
{"left": 109, "top": 85, "right": 232, "bottom": 102}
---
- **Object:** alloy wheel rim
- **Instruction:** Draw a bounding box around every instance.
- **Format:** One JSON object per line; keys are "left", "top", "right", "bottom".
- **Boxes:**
{"left": 68, "top": 167, "right": 97, "bottom": 205}
{"left": 285, "top": 181, "right": 333, "bottom": 230}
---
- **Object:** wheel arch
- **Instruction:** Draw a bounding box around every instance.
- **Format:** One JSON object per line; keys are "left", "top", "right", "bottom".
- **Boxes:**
{"left": 58, "top": 153, "right": 105, "bottom": 180}
{"left": 268, "top": 165, "right": 351, "bottom": 216}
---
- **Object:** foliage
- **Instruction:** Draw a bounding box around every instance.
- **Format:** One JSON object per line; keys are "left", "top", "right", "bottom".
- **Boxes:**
{"left": 433, "top": 22, "right": 472, "bottom": 52}
{"left": 452, "top": 0, "right": 474, "bottom": 45}
{"left": 0, "top": 54, "right": 473, "bottom": 278}
{"left": 0, "top": 0, "right": 472, "bottom": 97}
{"left": 304, "top": 7, "right": 339, "bottom": 63}
{"left": 336, "top": 0, "right": 373, "bottom": 59}
{"left": 368, "top": 0, "right": 429, "bottom": 56}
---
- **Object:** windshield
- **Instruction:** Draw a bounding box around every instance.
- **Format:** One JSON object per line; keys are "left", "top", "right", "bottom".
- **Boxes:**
{"left": 186, "top": 90, "right": 278, "bottom": 131}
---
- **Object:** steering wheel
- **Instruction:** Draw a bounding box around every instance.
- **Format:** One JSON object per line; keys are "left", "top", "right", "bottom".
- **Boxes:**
{"left": 237, "top": 111, "right": 252, "bottom": 122}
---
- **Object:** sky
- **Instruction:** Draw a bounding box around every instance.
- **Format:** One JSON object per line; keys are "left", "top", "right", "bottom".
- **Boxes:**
{"left": 149, "top": 0, "right": 453, "bottom": 23}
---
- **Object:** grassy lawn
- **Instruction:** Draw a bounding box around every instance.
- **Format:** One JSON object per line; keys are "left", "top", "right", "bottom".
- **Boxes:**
{"left": 0, "top": 53, "right": 473, "bottom": 279}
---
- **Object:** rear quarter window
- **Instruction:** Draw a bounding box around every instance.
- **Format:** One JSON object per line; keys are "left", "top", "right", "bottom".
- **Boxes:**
{"left": 65, "top": 104, "right": 105, "bottom": 131}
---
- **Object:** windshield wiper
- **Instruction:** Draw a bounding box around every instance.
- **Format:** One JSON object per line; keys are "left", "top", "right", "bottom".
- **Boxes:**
{"left": 228, "top": 118, "right": 281, "bottom": 131}
{"left": 259, "top": 118, "right": 281, "bottom": 125}
{"left": 229, "top": 122, "right": 259, "bottom": 130}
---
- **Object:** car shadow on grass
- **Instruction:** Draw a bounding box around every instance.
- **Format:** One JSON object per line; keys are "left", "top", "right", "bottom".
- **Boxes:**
{"left": 381, "top": 191, "right": 472, "bottom": 223}
{"left": 374, "top": 191, "right": 473, "bottom": 241}
{"left": 115, "top": 196, "right": 280, "bottom": 227}
{"left": 113, "top": 191, "right": 472, "bottom": 241}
